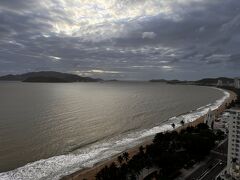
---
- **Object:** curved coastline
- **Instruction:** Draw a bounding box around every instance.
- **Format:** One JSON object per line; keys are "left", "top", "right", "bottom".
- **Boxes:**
{"left": 62, "top": 88, "right": 236, "bottom": 180}
{"left": 0, "top": 88, "right": 236, "bottom": 180}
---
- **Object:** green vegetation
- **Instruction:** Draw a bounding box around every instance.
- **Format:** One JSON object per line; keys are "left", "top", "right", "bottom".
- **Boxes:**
{"left": 95, "top": 123, "right": 224, "bottom": 180}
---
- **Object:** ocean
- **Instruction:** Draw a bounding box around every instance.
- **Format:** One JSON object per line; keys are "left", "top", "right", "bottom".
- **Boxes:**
{"left": 0, "top": 82, "right": 229, "bottom": 180}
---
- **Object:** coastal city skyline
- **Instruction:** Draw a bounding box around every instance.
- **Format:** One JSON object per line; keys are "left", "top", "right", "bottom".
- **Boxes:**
{"left": 1, "top": 1, "right": 240, "bottom": 180}
{"left": 0, "top": 0, "right": 240, "bottom": 80}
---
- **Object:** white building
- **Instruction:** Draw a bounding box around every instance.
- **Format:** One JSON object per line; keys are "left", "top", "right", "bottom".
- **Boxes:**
{"left": 227, "top": 108, "right": 240, "bottom": 179}
{"left": 214, "top": 112, "right": 230, "bottom": 134}
{"left": 234, "top": 78, "right": 240, "bottom": 89}
{"left": 218, "top": 80, "right": 223, "bottom": 87}
{"left": 204, "top": 109, "right": 215, "bottom": 129}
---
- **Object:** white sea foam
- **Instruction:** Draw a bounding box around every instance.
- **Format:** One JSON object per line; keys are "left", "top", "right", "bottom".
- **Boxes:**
{"left": 0, "top": 88, "right": 230, "bottom": 180}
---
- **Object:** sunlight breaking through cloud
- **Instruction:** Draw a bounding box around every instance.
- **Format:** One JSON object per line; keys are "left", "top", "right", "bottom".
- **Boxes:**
{"left": 0, "top": 0, "right": 240, "bottom": 80}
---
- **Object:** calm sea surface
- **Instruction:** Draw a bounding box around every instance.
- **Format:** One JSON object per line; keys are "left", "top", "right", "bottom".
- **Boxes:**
{"left": 0, "top": 82, "right": 224, "bottom": 177}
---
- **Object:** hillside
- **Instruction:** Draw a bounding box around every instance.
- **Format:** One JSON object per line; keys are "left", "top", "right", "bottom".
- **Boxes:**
{"left": 150, "top": 77, "right": 234, "bottom": 85}
{"left": 0, "top": 71, "right": 102, "bottom": 82}
{"left": 195, "top": 77, "right": 234, "bottom": 85}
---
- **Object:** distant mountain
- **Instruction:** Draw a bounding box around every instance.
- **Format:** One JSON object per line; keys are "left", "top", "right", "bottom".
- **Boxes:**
{"left": 149, "top": 79, "right": 168, "bottom": 83}
{"left": 22, "top": 76, "right": 70, "bottom": 83}
{"left": 150, "top": 77, "right": 234, "bottom": 86}
{"left": 106, "top": 79, "right": 119, "bottom": 82}
{"left": 0, "top": 71, "right": 102, "bottom": 82}
{"left": 194, "top": 77, "right": 234, "bottom": 85}
{"left": 149, "top": 79, "right": 190, "bottom": 84}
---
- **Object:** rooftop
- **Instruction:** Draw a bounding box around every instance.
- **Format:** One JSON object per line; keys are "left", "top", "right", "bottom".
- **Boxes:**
{"left": 228, "top": 107, "right": 240, "bottom": 113}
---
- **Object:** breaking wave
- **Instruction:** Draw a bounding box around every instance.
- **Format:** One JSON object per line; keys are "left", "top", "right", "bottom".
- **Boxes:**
{"left": 0, "top": 88, "right": 230, "bottom": 180}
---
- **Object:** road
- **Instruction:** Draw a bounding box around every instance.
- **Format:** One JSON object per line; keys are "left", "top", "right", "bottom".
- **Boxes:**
{"left": 201, "top": 161, "right": 226, "bottom": 180}
{"left": 185, "top": 138, "right": 228, "bottom": 180}
{"left": 185, "top": 159, "right": 221, "bottom": 180}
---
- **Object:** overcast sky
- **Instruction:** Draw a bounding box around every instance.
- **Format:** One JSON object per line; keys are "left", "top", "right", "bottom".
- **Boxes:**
{"left": 0, "top": 0, "right": 240, "bottom": 80}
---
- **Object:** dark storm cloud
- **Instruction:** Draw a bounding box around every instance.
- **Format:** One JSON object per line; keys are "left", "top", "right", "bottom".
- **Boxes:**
{"left": 0, "top": 0, "right": 239, "bottom": 80}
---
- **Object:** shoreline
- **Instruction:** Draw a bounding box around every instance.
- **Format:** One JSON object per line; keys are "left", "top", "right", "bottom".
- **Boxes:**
{"left": 61, "top": 89, "right": 237, "bottom": 180}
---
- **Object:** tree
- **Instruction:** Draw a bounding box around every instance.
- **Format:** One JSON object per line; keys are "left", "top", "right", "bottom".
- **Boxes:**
{"left": 139, "top": 146, "right": 144, "bottom": 155}
{"left": 145, "top": 156, "right": 152, "bottom": 175}
{"left": 153, "top": 132, "right": 164, "bottom": 144}
{"left": 211, "top": 121, "right": 214, "bottom": 129}
{"left": 119, "top": 163, "right": 128, "bottom": 178}
{"left": 180, "top": 120, "right": 185, "bottom": 126}
{"left": 95, "top": 173, "right": 101, "bottom": 180}
{"left": 215, "top": 130, "right": 225, "bottom": 140}
{"left": 123, "top": 152, "right": 129, "bottom": 162}
{"left": 197, "top": 123, "right": 209, "bottom": 130}
{"left": 96, "top": 123, "right": 218, "bottom": 179}
{"left": 117, "top": 155, "right": 123, "bottom": 165}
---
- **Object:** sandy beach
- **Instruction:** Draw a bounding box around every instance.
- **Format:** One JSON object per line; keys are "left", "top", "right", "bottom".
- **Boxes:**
{"left": 61, "top": 89, "right": 237, "bottom": 180}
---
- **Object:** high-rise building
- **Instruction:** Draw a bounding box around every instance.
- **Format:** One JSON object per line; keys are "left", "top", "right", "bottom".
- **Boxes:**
{"left": 204, "top": 109, "right": 215, "bottom": 129}
{"left": 234, "top": 78, "right": 240, "bottom": 89}
{"left": 218, "top": 80, "right": 223, "bottom": 87}
{"left": 227, "top": 108, "right": 240, "bottom": 179}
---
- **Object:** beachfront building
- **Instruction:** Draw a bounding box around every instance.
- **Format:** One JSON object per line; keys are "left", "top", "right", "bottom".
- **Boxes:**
{"left": 214, "top": 111, "right": 230, "bottom": 134}
{"left": 215, "top": 108, "right": 240, "bottom": 180}
{"left": 218, "top": 80, "right": 223, "bottom": 87}
{"left": 204, "top": 109, "right": 215, "bottom": 129}
{"left": 226, "top": 108, "right": 240, "bottom": 179}
{"left": 234, "top": 78, "right": 240, "bottom": 89}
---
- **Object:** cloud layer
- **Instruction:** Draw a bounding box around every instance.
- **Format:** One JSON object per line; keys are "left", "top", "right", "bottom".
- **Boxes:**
{"left": 0, "top": 0, "right": 240, "bottom": 80}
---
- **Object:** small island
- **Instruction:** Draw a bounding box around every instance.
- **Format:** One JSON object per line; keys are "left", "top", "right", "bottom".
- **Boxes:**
{"left": 0, "top": 71, "right": 102, "bottom": 83}
{"left": 22, "top": 76, "right": 69, "bottom": 83}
